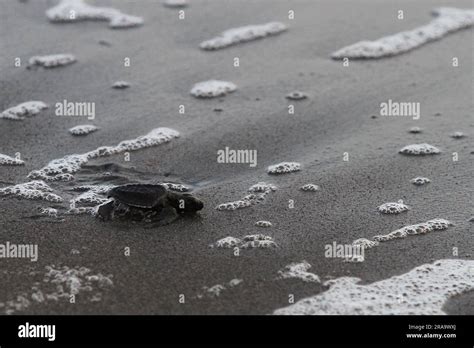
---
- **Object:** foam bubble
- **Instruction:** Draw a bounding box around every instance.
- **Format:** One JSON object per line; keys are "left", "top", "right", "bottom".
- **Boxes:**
{"left": 112, "top": 81, "right": 130, "bottom": 89}
{"left": 197, "top": 278, "right": 243, "bottom": 299}
{"left": 352, "top": 238, "right": 379, "bottom": 249}
{"left": 28, "top": 127, "right": 179, "bottom": 181}
{"left": 0, "top": 101, "right": 48, "bottom": 120}
{"left": 451, "top": 131, "right": 465, "bottom": 139}
{"left": 240, "top": 234, "right": 277, "bottom": 249}
{"left": 277, "top": 261, "right": 320, "bottom": 283}
{"left": 267, "top": 162, "right": 301, "bottom": 174}
{"left": 38, "top": 207, "right": 59, "bottom": 218}
{"left": 209, "top": 236, "right": 242, "bottom": 249}
{"left": 200, "top": 22, "right": 287, "bottom": 50}
{"left": 46, "top": 0, "right": 144, "bottom": 29}
{"left": 372, "top": 218, "right": 451, "bottom": 243}
{"left": 163, "top": 0, "right": 188, "bottom": 8}
{"left": 210, "top": 234, "right": 277, "bottom": 250}
{"left": 1, "top": 265, "right": 113, "bottom": 314}
{"left": 69, "top": 124, "right": 98, "bottom": 136}
{"left": 28, "top": 54, "right": 76, "bottom": 68}
{"left": 300, "top": 184, "right": 319, "bottom": 192}
{"left": 409, "top": 126, "right": 422, "bottom": 133}
{"left": 162, "top": 183, "right": 190, "bottom": 192}
{"left": 255, "top": 220, "right": 272, "bottom": 228}
{"left": 190, "top": 80, "right": 237, "bottom": 98}
{"left": 399, "top": 143, "right": 441, "bottom": 155}
{"left": 216, "top": 182, "right": 276, "bottom": 211}
{"left": 0, "top": 181, "right": 63, "bottom": 202}
{"left": 0, "top": 154, "right": 24, "bottom": 166}
{"left": 377, "top": 200, "right": 409, "bottom": 214}
{"left": 274, "top": 259, "right": 474, "bottom": 315}
{"left": 331, "top": 8, "right": 474, "bottom": 59}
{"left": 411, "top": 177, "right": 431, "bottom": 186}
{"left": 286, "top": 91, "right": 307, "bottom": 100}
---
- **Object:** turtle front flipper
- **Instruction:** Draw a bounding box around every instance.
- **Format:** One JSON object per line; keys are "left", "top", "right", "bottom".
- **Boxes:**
{"left": 145, "top": 206, "right": 179, "bottom": 228}
{"left": 97, "top": 200, "right": 115, "bottom": 221}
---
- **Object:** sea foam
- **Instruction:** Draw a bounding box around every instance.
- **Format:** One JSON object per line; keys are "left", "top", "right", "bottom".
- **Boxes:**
{"left": 69, "top": 124, "right": 98, "bottom": 136}
{"left": 267, "top": 162, "right": 301, "bottom": 174}
{"left": 0, "top": 101, "right": 48, "bottom": 120}
{"left": 411, "top": 177, "right": 430, "bottom": 186}
{"left": 399, "top": 143, "right": 440, "bottom": 155}
{"left": 1, "top": 265, "right": 113, "bottom": 314}
{"left": 0, "top": 154, "right": 24, "bottom": 166}
{"left": 331, "top": 7, "right": 474, "bottom": 59}
{"left": 200, "top": 22, "right": 287, "bottom": 50}
{"left": 216, "top": 182, "right": 276, "bottom": 211}
{"left": 28, "top": 127, "right": 179, "bottom": 181}
{"left": 377, "top": 200, "right": 409, "bottom": 214}
{"left": 46, "top": 0, "right": 144, "bottom": 29}
{"left": 0, "top": 181, "right": 63, "bottom": 203}
{"left": 190, "top": 80, "right": 237, "bottom": 98}
{"left": 277, "top": 261, "right": 320, "bottom": 283}
{"left": 28, "top": 54, "right": 76, "bottom": 68}
{"left": 274, "top": 259, "right": 474, "bottom": 315}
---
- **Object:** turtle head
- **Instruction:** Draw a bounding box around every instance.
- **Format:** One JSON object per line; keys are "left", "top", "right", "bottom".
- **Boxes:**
{"left": 169, "top": 192, "right": 204, "bottom": 214}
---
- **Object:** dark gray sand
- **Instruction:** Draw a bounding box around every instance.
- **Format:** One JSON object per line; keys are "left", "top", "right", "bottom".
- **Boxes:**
{"left": 0, "top": 0, "right": 473, "bottom": 314}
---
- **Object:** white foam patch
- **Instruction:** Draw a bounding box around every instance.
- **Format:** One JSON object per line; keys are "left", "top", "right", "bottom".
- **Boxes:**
{"left": 377, "top": 200, "right": 409, "bottom": 214}
{"left": 197, "top": 278, "right": 243, "bottom": 299}
{"left": 0, "top": 101, "right": 48, "bottom": 120}
{"left": 210, "top": 234, "right": 277, "bottom": 250}
{"left": 240, "top": 234, "right": 278, "bottom": 249}
{"left": 38, "top": 207, "right": 59, "bottom": 218}
{"left": 112, "top": 81, "right": 130, "bottom": 89}
{"left": 69, "top": 124, "right": 98, "bottom": 136}
{"left": 0, "top": 154, "right": 24, "bottom": 166}
{"left": 300, "top": 184, "right": 319, "bottom": 192}
{"left": 399, "top": 143, "right": 441, "bottom": 155}
{"left": 162, "top": 183, "right": 190, "bottom": 192}
{"left": 200, "top": 22, "right": 287, "bottom": 50}
{"left": 163, "top": 0, "right": 188, "bottom": 8}
{"left": 68, "top": 184, "right": 115, "bottom": 216}
{"left": 286, "top": 91, "right": 307, "bottom": 100}
{"left": 411, "top": 177, "right": 430, "bottom": 186}
{"left": 0, "top": 181, "right": 63, "bottom": 202}
{"left": 277, "top": 261, "right": 320, "bottom": 283}
{"left": 209, "top": 236, "right": 242, "bottom": 249}
{"left": 216, "top": 182, "right": 276, "bottom": 211}
{"left": 331, "top": 7, "right": 474, "bottom": 59}
{"left": 1, "top": 265, "right": 113, "bottom": 314}
{"left": 28, "top": 127, "right": 179, "bottom": 181}
{"left": 28, "top": 54, "right": 76, "bottom": 68}
{"left": 274, "top": 259, "right": 474, "bottom": 315}
{"left": 255, "top": 220, "right": 272, "bottom": 228}
{"left": 190, "top": 80, "right": 237, "bottom": 98}
{"left": 372, "top": 218, "right": 451, "bottom": 243}
{"left": 352, "top": 238, "right": 379, "bottom": 249}
{"left": 46, "top": 0, "right": 144, "bottom": 29}
{"left": 451, "top": 131, "right": 465, "bottom": 139}
{"left": 267, "top": 162, "right": 301, "bottom": 174}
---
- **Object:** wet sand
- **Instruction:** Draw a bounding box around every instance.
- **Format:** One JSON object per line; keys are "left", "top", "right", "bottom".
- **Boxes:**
{"left": 0, "top": 0, "right": 473, "bottom": 314}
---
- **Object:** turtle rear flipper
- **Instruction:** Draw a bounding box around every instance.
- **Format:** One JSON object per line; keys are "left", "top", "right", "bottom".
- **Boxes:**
{"left": 145, "top": 206, "right": 179, "bottom": 228}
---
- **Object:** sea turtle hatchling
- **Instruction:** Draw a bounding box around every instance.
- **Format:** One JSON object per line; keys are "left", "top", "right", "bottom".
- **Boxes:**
{"left": 97, "top": 183, "right": 203, "bottom": 226}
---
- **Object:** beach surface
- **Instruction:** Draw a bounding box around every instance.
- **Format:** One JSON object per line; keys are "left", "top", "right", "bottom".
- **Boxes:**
{"left": 0, "top": 0, "right": 473, "bottom": 314}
